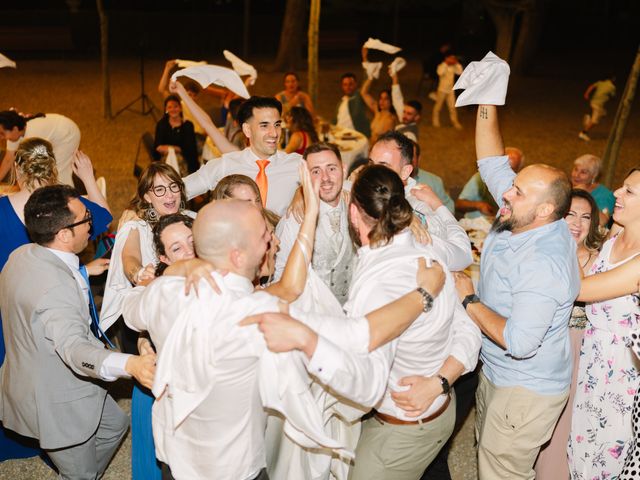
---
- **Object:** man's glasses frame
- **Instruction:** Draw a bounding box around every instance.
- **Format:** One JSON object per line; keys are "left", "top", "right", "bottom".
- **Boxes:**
{"left": 61, "top": 210, "right": 93, "bottom": 231}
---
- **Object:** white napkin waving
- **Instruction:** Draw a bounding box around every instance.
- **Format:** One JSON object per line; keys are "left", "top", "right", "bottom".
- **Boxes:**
{"left": 388, "top": 57, "right": 406, "bottom": 76}
{"left": 223, "top": 50, "right": 258, "bottom": 86}
{"left": 363, "top": 38, "right": 402, "bottom": 54}
{"left": 171, "top": 65, "right": 250, "bottom": 99}
{"left": 453, "top": 51, "right": 510, "bottom": 107}
{"left": 0, "top": 53, "right": 16, "bottom": 69}
{"left": 175, "top": 58, "right": 207, "bottom": 68}
{"left": 362, "top": 61, "right": 382, "bottom": 80}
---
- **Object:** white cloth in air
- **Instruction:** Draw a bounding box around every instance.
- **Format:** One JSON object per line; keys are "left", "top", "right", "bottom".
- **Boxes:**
{"left": 171, "top": 65, "right": 250, "bottom": 99}
{"left": 453, "top": 51, "right": 510, "bottom": 107}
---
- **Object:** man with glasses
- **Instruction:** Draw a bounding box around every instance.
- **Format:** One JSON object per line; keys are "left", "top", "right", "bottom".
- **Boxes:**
{"left": 0, "top": 185, "right": 156, "bottom": 479}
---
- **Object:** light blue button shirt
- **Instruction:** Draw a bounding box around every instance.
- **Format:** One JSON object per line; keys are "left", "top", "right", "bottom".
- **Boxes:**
{"left": 477, "top": 156, "right": 581, "bottom": 395}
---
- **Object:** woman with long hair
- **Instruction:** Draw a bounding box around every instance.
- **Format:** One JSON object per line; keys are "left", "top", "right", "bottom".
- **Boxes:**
{"left": 153, "top": 95, "right": 199, "bottom": 175}
{"left": 284, "top": 107, "right": 319, "bottom": 155}
{"left": 275, "top": 72, "right": 314, "bottom": 116}
{"left": 569, "top": 168, "right": 640, "bottom": 479}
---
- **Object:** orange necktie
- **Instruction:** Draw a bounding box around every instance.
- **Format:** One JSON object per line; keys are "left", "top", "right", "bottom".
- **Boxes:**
{"left": 255, "top": 159, "right": 270, "bottom": 207}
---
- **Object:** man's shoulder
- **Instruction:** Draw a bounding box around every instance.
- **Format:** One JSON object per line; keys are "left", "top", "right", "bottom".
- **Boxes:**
{"left": 274, "top": 150, "right": 302, "bottom": 164}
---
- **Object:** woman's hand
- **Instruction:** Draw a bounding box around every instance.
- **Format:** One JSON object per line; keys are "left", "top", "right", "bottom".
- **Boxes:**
{"left": 300, "top": 160, "right": 320, "bottom": 221}
{"left": 416, "top": 258, "right": 445, "bottom": 298}
{"left": 409, "top": 216, "right": 432, "bottom": 245}
{"left": 86, "top": 258, "right": 110, "bottom": 276}
{"left": 72, "top": 150, "right": 96, "bottom": 185}
{"left": 135, "top": 263, "right": 156, "bottom": 286}
{"left": 137, "top": 336, "right": 155, "bottom": 356}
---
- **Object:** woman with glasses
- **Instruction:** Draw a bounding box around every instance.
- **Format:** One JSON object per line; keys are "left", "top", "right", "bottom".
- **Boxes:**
{"left": 0, "top": 137, "right": 112, "bottom": 462}
{"left": 100, "top": 163, "right": 193, "bottom": 480}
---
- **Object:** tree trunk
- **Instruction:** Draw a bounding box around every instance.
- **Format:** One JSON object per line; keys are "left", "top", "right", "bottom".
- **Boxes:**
{"left": 273, "top": 0, "right": 307, "bottom": 72}
{"left": 484, "top": 1, "right": 517, "bottom": 61}
{"left": 510, "top": 2, "right": 546, "bottom": 74}
{"left": 96, "top": 0, "right": 112, "bottom": 119}
{"left": 307, "top": 0, "right": 321, "bottom": 107}
{"left": 602, "top": 45, "right": 640, "bottom": 187}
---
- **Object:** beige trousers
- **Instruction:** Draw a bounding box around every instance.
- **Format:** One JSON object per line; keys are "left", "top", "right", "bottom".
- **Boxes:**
{"left": 432, "top": 90, "right": 460, "bottom": 127}
{"left": 349, "top": 393, "right": 456, "bottom": 480}
{"left": 475, "top": 371, "right": 569, "bottom": 480}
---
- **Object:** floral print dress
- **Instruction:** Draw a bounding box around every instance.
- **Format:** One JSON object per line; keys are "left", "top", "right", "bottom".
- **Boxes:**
{"left": 568, "top": 235, "right": 640, "bottom": 479}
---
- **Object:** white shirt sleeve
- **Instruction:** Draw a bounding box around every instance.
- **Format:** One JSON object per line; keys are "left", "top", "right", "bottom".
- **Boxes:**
{"left": 448, "top": 301, "right": 482, "bottom": 373}
{"left": 307, "top": 336, "right": 394, "bottom": 408}
{"left": 391, "top": 84, "right": 405, "bottom": 119}
{"left": 100, "top": 352, "right": 132, "bottom": 381}
{"left": 183, "top": 157, "right": 224, "bottom": 199}
{"left": 431, "top": 206, "right": 473, "bottom": 271}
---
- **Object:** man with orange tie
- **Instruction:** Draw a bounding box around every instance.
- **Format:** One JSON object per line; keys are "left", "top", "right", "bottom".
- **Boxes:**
{"left": 183, "top": 96, "right": 301, "bottom": 216}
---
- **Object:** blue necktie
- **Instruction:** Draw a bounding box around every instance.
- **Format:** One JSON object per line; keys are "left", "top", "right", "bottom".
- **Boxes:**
{"left": 79, "top": 264, "right": 115, "bottom": 349}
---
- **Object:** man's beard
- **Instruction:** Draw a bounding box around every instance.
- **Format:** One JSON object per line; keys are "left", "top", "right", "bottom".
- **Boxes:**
{"left": 490, "top": 207, "right": 536, "bottom": 234}
{"left": 320, "top": 181, "right": 341, "bottom": 205}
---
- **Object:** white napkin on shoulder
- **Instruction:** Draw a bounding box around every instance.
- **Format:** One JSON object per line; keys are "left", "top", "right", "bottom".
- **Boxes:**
{"left": 223, "top": 50, "right": 258, "bottom": 86}
{"left": 0, "top": 53, "right": 16, "bottom": 68}
{"left": 363, "top": 38, "right": 402, "bottom": 54}
{"left": 171, "top": 65, "right": 250, "bottom": 98}
{"left": 175, "top": 59, "right": 207, "bottom": 68}
{"left": 362, "top": 61, "right": 382, "bottom": 80}
{"left": 453, "top": 51, "right": 510, "bottom": 107}
{"left": 388, "top": 57, "right": 406, "bottom": 76}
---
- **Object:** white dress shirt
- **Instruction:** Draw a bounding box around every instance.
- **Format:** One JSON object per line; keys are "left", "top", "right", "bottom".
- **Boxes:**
{"left": 183, "top": 147, "right": 301, "bottom": 216}
{"left": 46, "top": 248, "right": 131, "bottom": 381}
{"left": 274, "top": 196, "right": 354, "bottom": 304}
{"left": 336, "top": 97, "right": 355, "bottom": 130}
{"left": 100, "top": 220, "right": 157, "bottom": 332}
{"left": 405, "top": 177, "right": 473, "bottom": 272}
{"left": 123, "top": 272, "right": 366, "bottom": 480}
{"left": 307, "top": 231, "right": 481, "bottom": 421}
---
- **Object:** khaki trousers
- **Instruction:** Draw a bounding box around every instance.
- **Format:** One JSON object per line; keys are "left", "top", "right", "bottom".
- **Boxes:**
{"left": 349, "top": 393, "right": 455, "bottom": 480}
{"left": 475, "top": 371, "right": 568, "bottom": 480}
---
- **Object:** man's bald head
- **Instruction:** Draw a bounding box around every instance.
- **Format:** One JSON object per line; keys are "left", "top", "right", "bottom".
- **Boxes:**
{"left": 520, "top": 164, "right": 572, "bottom": 221}
{"left": 193, "top": 200, "right": 269, "bottom": 277}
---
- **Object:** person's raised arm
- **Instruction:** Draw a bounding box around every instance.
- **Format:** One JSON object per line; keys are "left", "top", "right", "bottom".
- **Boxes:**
{"left": 475, "top": 105, "right": 504, "bottom": 160}
{"left": 578, "top": 256, "right": 640, "bottom": 302}
{"left": 390, "top": 72, "right": 405, "bottom": 118}
{"left": 264, "top": 161, "right": 320, "bottom": 302}
{"left": 72, "top": 150, "right": 110, "bottom": 213}
{"left": 0, "top": 150, "right": 15, "bottom": 182}
{"left": 360, "top": 78, "right": 377, "bottom": 112}
{"left": 170, "top": 81, "right": 239, "bottom": 155}
{"left": 158, "top": 59, "right": 176, "bottom": 97}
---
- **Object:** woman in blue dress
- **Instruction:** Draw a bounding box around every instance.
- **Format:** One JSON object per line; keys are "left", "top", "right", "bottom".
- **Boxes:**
{"left": 0, "top": 137, "right": 112, "bottom": 462}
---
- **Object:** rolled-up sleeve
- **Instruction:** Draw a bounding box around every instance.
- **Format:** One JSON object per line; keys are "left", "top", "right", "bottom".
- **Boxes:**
{"left": 183, "top": 158, "right": 222, "bottom": 199}
{"left": 477, "top": 155, "right": 515, "bottom": 208}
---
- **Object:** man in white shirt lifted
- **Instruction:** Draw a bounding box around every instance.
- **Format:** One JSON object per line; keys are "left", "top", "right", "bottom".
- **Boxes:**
{"left": 182, "top": 96, "right": 300, "bottom": 216}
{"left": 275, "top": 142, "right": 354, "bottom": 304}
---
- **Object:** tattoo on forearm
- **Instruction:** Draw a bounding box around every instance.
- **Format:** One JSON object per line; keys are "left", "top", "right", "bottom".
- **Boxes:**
{"left": 479, "top": 107, "right": 488, "bottom": 119}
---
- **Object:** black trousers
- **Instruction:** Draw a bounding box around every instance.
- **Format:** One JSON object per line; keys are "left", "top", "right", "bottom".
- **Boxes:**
{"left": 161, "top": 463, "right": 269, "bottom": 480}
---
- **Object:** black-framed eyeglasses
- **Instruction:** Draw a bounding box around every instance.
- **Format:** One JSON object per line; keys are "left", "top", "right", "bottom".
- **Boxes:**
{"left": 150, "top": 182, "right": 181, "bottom": 197}
{"left": 62, "top": 210, "right": 93, "bottom": 231}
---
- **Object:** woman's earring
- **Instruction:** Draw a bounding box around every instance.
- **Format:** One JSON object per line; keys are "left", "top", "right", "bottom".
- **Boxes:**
{"left": 145, "top": 205, "right": 159, "bottom": 223}
{"left": 180, "top": 200, "right": 186, "bottom": 211}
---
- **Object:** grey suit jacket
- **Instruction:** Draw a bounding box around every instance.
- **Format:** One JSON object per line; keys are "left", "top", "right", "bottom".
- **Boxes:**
{"left": 0, "top": 244, "right": 113, "bottom": 449}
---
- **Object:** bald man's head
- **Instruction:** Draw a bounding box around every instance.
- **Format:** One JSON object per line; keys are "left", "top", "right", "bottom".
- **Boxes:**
{"left": 520, "top": 164, "right": 572, "bottom": 220}
{"left": 193, "top": 199, "right": 270, "bottom": 279}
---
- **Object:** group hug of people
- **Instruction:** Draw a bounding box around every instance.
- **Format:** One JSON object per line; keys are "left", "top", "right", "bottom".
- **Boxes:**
{"left": 0, "top": 51, "right": 639, "bottom": 480}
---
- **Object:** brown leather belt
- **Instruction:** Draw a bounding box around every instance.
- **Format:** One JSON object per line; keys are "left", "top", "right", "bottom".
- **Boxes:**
{"left": 374, "top": 395, "right": 451, "bottom": 425}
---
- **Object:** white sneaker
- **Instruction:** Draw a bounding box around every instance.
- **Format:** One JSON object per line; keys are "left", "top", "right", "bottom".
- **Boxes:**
{"left": 578, "top": 132, "right": 591, "bottom": 141}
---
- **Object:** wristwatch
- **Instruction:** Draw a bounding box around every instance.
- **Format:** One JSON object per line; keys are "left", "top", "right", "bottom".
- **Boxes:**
{"left": 416, "top": 287, "right": 434, "bottom": 313}
{"left": 462, "top": 293, "right": 480, "bottom": 310}
{"left": 436, "top": 374, "right": 451, "bottom": 395}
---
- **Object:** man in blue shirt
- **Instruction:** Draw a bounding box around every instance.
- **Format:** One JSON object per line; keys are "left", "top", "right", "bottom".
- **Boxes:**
{"left": 454, "top": 103, "right": 580, "bottom": 479}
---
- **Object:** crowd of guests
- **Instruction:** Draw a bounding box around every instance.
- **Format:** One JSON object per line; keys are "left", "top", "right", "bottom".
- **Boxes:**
{"left": 0, "top": 50, "right": 639, "bottom": 480}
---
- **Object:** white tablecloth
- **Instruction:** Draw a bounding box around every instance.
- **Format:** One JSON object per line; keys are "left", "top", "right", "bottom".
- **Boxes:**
{"left": 327, "top": 126, "right": 369, "bottom": 171}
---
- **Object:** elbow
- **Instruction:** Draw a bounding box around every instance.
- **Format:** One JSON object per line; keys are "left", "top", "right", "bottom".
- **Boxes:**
{"left": 506, "top": 340, "right": 540, "bottom": 359}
